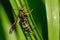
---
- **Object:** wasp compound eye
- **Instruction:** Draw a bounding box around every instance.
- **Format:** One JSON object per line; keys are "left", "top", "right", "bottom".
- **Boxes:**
{"left": 19, "top": 8, "right": 24, "bottom": 11}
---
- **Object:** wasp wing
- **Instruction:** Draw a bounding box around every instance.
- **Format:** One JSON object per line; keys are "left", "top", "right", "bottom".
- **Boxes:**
{"left": 9, "top": 18, "right": 20, "bottom": 34}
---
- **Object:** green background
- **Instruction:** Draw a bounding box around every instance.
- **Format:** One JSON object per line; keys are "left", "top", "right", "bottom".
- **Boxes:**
{"left": 0, "top": 0, "right": 59, "bottom": 40}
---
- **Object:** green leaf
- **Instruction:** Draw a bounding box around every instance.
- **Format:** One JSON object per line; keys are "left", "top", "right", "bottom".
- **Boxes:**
{"left": 45, "top": 0, "right": 59, "bottom": 40}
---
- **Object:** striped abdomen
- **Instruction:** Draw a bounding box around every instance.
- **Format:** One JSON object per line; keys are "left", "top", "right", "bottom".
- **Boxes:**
{"left": 22, "top": 20, "right": 30, "bottom": 32}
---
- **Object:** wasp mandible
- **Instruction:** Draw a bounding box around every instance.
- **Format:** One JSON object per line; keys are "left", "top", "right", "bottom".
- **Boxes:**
{"left": 9, "top": 8, "right": 33, "bottom": 34}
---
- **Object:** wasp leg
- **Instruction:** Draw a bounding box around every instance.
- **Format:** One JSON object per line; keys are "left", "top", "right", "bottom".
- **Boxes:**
{"left": 9, "top": 18, "right": 20, "bottom": 34}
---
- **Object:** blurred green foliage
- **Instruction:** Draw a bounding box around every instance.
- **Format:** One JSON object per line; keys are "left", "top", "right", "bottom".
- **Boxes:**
{"left": 0, "top": 0, "right": 59, "bottom": 40}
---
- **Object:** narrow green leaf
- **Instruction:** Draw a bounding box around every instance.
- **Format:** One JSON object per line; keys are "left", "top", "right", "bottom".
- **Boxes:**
{"left": 0, "top": 3, "right": 17, "bottom": 40}
{"left": 45, "top": 0, "right": 59, "bottom": 40}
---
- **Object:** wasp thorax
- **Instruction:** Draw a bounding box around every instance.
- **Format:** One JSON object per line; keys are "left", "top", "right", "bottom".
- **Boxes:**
{"left": 18, "top": 8, "right": 24, "bottom": 18}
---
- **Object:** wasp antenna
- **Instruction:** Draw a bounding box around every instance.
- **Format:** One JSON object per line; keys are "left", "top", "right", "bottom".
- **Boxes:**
{"left": 29, "top": 9, "right": 33, "bottom": 13}
{"left": 26, "top": 9, "right": 33, "bottom": 15}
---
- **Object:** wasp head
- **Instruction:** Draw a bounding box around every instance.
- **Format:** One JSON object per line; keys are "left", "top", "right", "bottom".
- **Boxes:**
{"left": 19, "top": 8, "right": 24, "bottom": 12}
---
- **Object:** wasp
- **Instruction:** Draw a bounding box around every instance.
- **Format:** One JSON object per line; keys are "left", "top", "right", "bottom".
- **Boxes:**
{"left": 9, "top": 8, "right": 33, "bottom": 34}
